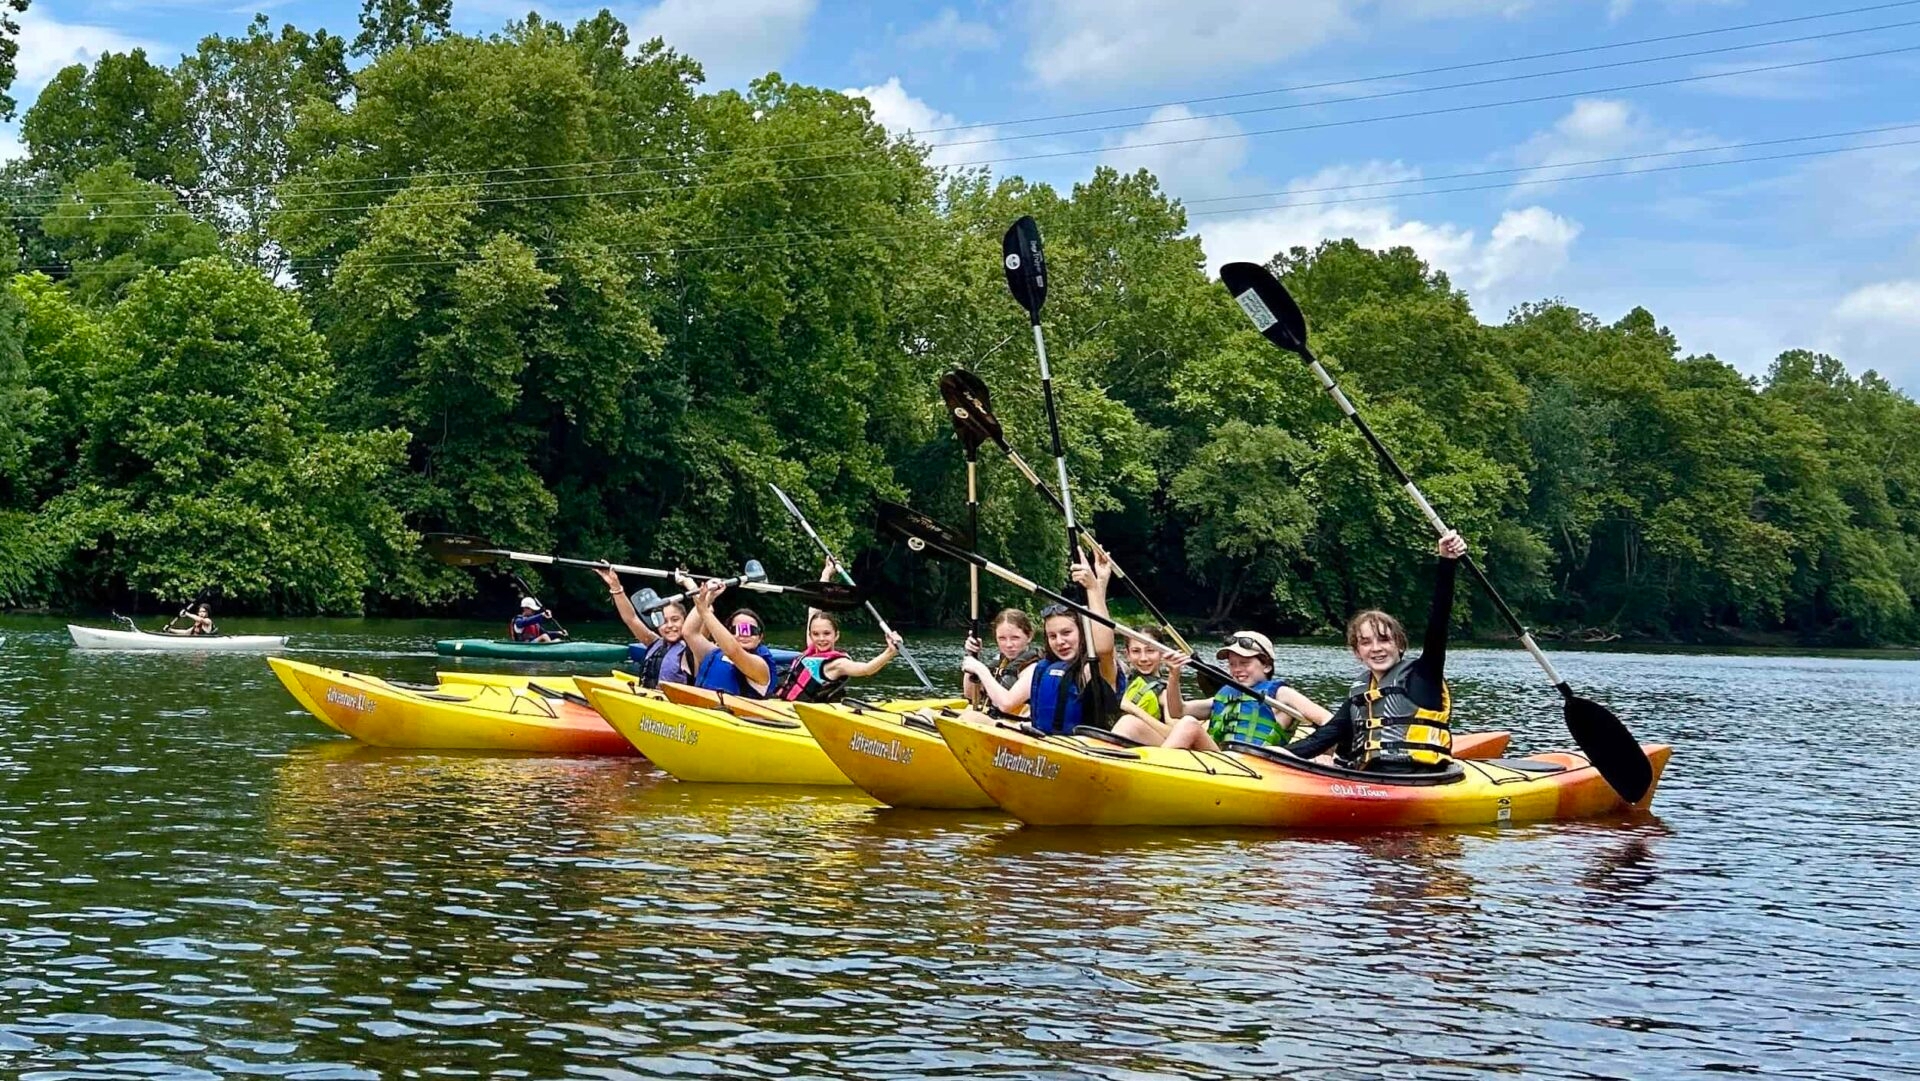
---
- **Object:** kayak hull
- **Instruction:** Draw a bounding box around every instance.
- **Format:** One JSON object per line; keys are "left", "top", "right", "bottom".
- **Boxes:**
{"left": 794, "top": 702, "right": 998, "bottom": 809}
{"left": 269, "top": 657, "right": 635, "bottom": 755}
{"left": 935, "top": 713, "right": 1667, "bottom": 829}
{"left": 70, "top": 624, "right": 288, "bottom": 651}
{"left": 435, "top": 638, "right": 631, "bottom": 662}
{"left": 579, "top": 677, "right": 854, "bottom": 785}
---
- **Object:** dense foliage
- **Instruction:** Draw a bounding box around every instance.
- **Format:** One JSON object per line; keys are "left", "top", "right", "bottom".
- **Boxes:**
{"left": 4, "top": 11, "right": 1918, "bottom": 644}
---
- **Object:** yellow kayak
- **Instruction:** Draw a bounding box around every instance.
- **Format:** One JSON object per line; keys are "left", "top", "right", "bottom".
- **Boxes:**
{"left": 935, "top": 711, "right": 1667, "bottom": 829}
{"left": 578, "top": 677, "right": 854, "bottom": 785}
{"left": 268, "top": 657, "right": 635, "bottom": 755}
{"left": 792, "top": 701, "right": 996, "bottom": 809}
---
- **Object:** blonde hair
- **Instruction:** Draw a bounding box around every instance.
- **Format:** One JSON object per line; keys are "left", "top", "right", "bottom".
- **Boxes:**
{"left": 1346, "top": 609, "right": 1407, "bottom": 651}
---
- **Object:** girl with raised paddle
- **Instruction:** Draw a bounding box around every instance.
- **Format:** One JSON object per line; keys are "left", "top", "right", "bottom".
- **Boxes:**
{"left": 1280, "top": 530, "right": 1467, "bottom": 773}
{"left": 959, "top": 553, "right": 1120, "bottom": 735}
{"left": 593, "top": 564, "right": 694, "bottom": 688}
{"left": 774, "top": 562, "right": 906, "bottom": 703}
{"left": 962, "top": 608, "right": 1041, "bottom": 712}
{"left": 1115, "top": 630, "right": 1329, "bottom": 750}
{"left": 681, "top": 578, "right": 779, "bottom": 698}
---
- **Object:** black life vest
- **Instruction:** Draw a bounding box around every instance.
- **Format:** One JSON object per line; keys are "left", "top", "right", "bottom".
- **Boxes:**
{"left": 1340, "top": 656, "right": 1453, "bottom": 771}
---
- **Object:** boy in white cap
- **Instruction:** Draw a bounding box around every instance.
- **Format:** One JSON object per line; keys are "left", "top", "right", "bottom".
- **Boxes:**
{"left": 1113, "top": 629, "right": 1329, "bottom": 750}
{"left": 509, "top": 597, "right": 556, "bottom": 643}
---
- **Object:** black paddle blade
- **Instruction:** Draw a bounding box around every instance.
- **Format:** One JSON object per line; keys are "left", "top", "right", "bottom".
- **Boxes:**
{"left": 1219, "top": 261, "right": 1310, "bottom": 356}
{"left": 632, "top": 588, "right": 664, "bottom": 632}
{"left": 1564, "top": 691, "right": 1654, "bottom": 804}
{"left": 789, "top": 580, "right": 867, "bottom": 611}
{"left": 877, "top": 501, "right": 970, "bottom": 563}
{"left": 939, "top": 369, "right": 1001, "bottom": 453}
{"left": 423, "top": 533, "right": 504, "bottom": 567}
{"left": 1002, "top": 216, "right": 1047, "bottom": 318}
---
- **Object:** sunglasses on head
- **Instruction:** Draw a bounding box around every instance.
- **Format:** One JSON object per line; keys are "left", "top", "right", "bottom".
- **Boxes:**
{"left": 1039, "top": 604, "right": 1072, "bottom": 619}
{"left": 1228, "top": 636, "right": 1266, "bottom": 654}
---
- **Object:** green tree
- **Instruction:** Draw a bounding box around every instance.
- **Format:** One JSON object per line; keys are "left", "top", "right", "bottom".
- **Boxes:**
{"left": 39, "top": 258, "right": 420, "bottom": 611}
{"left": 0, "top": 0, "right": 27, "bottom": 120}
{"left": 353, "top": 0, "right": 452, "bottom": 56}
{"left": 21, "top": 49, "right": 201, "bottom": 187}
{"left": 38, "top": 161, "right": 221, "bottom": 303}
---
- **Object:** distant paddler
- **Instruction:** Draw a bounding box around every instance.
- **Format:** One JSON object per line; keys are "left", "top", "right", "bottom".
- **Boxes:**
{"left": 163, "top": 602, "right": 216, "bottom": 637}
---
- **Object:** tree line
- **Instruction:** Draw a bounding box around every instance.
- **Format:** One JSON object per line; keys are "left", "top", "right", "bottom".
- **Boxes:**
{"left": 3, "top": 4, "right": 1917, "bottom": 645}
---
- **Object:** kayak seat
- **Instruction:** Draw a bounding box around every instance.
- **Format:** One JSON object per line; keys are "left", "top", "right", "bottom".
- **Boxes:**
{"left": 1075, "top": 725, "right": 1149, "bottom": 748}
{"left": 1224, "top": 740, "right": 1467, "bottom": 786}
{"left": 1483, "top": 758, "right": 1568, "bottom": 774}
{"left": 903, "top": 713, "right": 940, "bottom": 735}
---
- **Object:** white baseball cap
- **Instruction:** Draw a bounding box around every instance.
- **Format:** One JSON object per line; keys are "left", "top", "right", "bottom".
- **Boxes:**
{"left": 520, "top": 597, "right": 541, "bottom": 610}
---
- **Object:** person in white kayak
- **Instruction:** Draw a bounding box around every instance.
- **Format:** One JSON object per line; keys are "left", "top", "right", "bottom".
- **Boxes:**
{"left": 163, "top": 603, "right": 216, "bottom": 636}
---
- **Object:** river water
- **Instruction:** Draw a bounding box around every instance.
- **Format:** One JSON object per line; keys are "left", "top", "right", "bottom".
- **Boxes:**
{"left": 1, "top": 614, "right": 1916, "bottom": 1079}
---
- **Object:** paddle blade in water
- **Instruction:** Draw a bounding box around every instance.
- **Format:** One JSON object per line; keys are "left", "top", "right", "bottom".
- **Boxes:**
{"left": 1002, "top": 216, "right": 1048, "bottom": 318}
{"left": 1565, "top": 692, "right": 1653, "bottom": 803}
{"left": 939, "top": 369, "right": 1001, "bottom": 452}
{"left": 1219, "top": 261, "right": 1310, "bottom": 356}
{"left": 423, "top": 533, "right": 504, "bottom": 567}
{"left": 877, "top": 501, "right": 970, "bottom": 563}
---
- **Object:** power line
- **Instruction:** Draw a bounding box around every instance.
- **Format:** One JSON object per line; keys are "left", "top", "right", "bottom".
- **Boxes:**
{"left": 27, "top": 135, "right": 1918, "bottom": 279}
{"left": 13, "top": 42, "right": 1919, "bottom": 225}
{"left": 12, "top": 1, "right": 1914, "bottom": 207}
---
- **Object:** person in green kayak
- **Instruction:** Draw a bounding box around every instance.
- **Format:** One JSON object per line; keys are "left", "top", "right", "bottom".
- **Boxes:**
{"left": 1114, "top": 630, "right": 1329, "bottom": 750}
{"left": 774, "top": 562, "right": 905, "bottom": 703}
{"left": 164, "top": 602, "right": 215, "bottom": 636}
{"left": 1278, "top": 530, "right": 1466, "bottom": 773}
{"left": 680, "top": 578, "right": 778, "bottom": 698}
{"left": 961, "top": 608, "right": 1040, "bottom": 713}
{"left": 592, "top": 564, "right": 693, "bottom": 688}
{"left": 959, "top": 553, "right": 1119, "bottom": 734}
{"left": 509, "top": 597, "right": 559, "bottom": 644}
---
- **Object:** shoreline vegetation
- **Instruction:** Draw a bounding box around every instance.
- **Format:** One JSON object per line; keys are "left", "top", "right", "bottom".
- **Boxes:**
{"left": 5, "top": 8, "right": 1920, "bottom": 648}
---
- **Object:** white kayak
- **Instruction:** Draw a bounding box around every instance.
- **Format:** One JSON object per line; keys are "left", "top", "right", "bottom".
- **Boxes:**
{"left": 68, "top": 624, "right": 290, "bottom": 652}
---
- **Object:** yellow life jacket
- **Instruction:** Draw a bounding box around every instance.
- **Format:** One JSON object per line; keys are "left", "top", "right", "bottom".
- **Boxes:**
{"left": 1341, "top": 656, "right": 1452, "bottom": 770}
{"left": 1122, "top": 674, "right": 1165, "bottom": 722}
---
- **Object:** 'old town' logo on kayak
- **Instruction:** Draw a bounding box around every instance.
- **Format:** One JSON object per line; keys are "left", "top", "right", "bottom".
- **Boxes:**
{"left": 991, "top": 745, "right": 1059, "bottom": 780}
{"left": 325, "top": 687, "right": 376, "bottom": 713}
{"left": 849, "top": 733, "right": 913, "bottom": 764}
{"left": 638, "top": 716, "right": 698, "bottom": 745}
{"left": 1328, "top": 782, "right": 1389, "bottom": 799}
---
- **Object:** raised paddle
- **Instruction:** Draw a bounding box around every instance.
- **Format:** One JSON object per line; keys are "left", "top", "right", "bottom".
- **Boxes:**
{"left": 879, "top": 501, "right": 1304, "bottom": 724}
{"left": 640, "top": 560, "right": 868, "bottom": 614}
{"left": 940, "top": 367, "right": 1195, "bottom": 655}
{"left": 1217, "top": 260, "right": 1652, "bottom": 803}
{"left": 424, "top": 533, "right": 691, "bottom": 581}
{"left": 1003, "top": 216, "right": 1087, "bottom": 579}
{"left": 768, "top": 481, "right": 936, "bottom": 691}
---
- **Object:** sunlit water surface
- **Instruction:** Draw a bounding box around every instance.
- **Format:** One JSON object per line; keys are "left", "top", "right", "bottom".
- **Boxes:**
{"left": 2, "top": 614, "right": 1916, "bottom": 1078}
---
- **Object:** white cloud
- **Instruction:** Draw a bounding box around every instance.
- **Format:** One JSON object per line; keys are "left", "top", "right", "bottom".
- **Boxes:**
{"left": 0, "top": 127, "right": 22, "bottom": 162}
{"left": 900, "top": 7, "right": 997, "bottom": 51}
{"left": 1026, "top": 0, "right": 1357, "bottom": 90}
{"left": 1510, "top": 98, "right": 1716, "bottom": 191}
{"left": 1098, "top": 105, "right": 1249, "bottom": 201}
{"left": 632, "top": 0, "right": 816, "bottom": 87}
{"left": 1836, "top": 281, "right": 1920, "bottom": 328}
{"left": 1193, "top": 162, "right": 1579, "bottom": 317}
{"left": 1024, "top": 0, "right": 1530, "bottom": 90}
{"left": 12, "top": 5, "right": 164, "bottom": 96}
{"left": 839, "top": 78, "right": 1003, "bottom": 168}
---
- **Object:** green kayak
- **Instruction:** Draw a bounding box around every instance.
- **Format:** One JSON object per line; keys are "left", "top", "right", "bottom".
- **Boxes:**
{"left": 434, "top": 638, "right": 632, "bottom": 662}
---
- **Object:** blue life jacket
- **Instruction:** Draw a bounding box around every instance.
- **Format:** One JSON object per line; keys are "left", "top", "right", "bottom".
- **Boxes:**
{"left": 696, "top": 644, "right": 777, "bottom": 698}
{"left": 1029, "top": 657, "right": 1117, "bottom": 735}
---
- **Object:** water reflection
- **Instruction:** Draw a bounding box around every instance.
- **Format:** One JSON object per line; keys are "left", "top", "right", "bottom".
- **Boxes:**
{"left": 2, "top": 616, "right": 1918, "bottom": 1077}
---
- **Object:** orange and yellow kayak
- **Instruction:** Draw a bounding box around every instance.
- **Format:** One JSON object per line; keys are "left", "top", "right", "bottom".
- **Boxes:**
{"left": 268, "top": 657, "right": 636, "bottom": 755}
{"left": 794, "top": 702, "right": 1512, "bottom": 811}
{"left": 935, "top": 712, "right": 1666, "bottom": 829}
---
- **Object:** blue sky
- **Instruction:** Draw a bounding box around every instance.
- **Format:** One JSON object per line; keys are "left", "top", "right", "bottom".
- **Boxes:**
{"left": 11, "top": 0, "right": 1920, "bottom": 388}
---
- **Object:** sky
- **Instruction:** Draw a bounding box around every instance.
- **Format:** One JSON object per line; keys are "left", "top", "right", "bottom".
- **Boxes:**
{"left": 9, "top": 0, "right": 1920, "bottom": 389}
